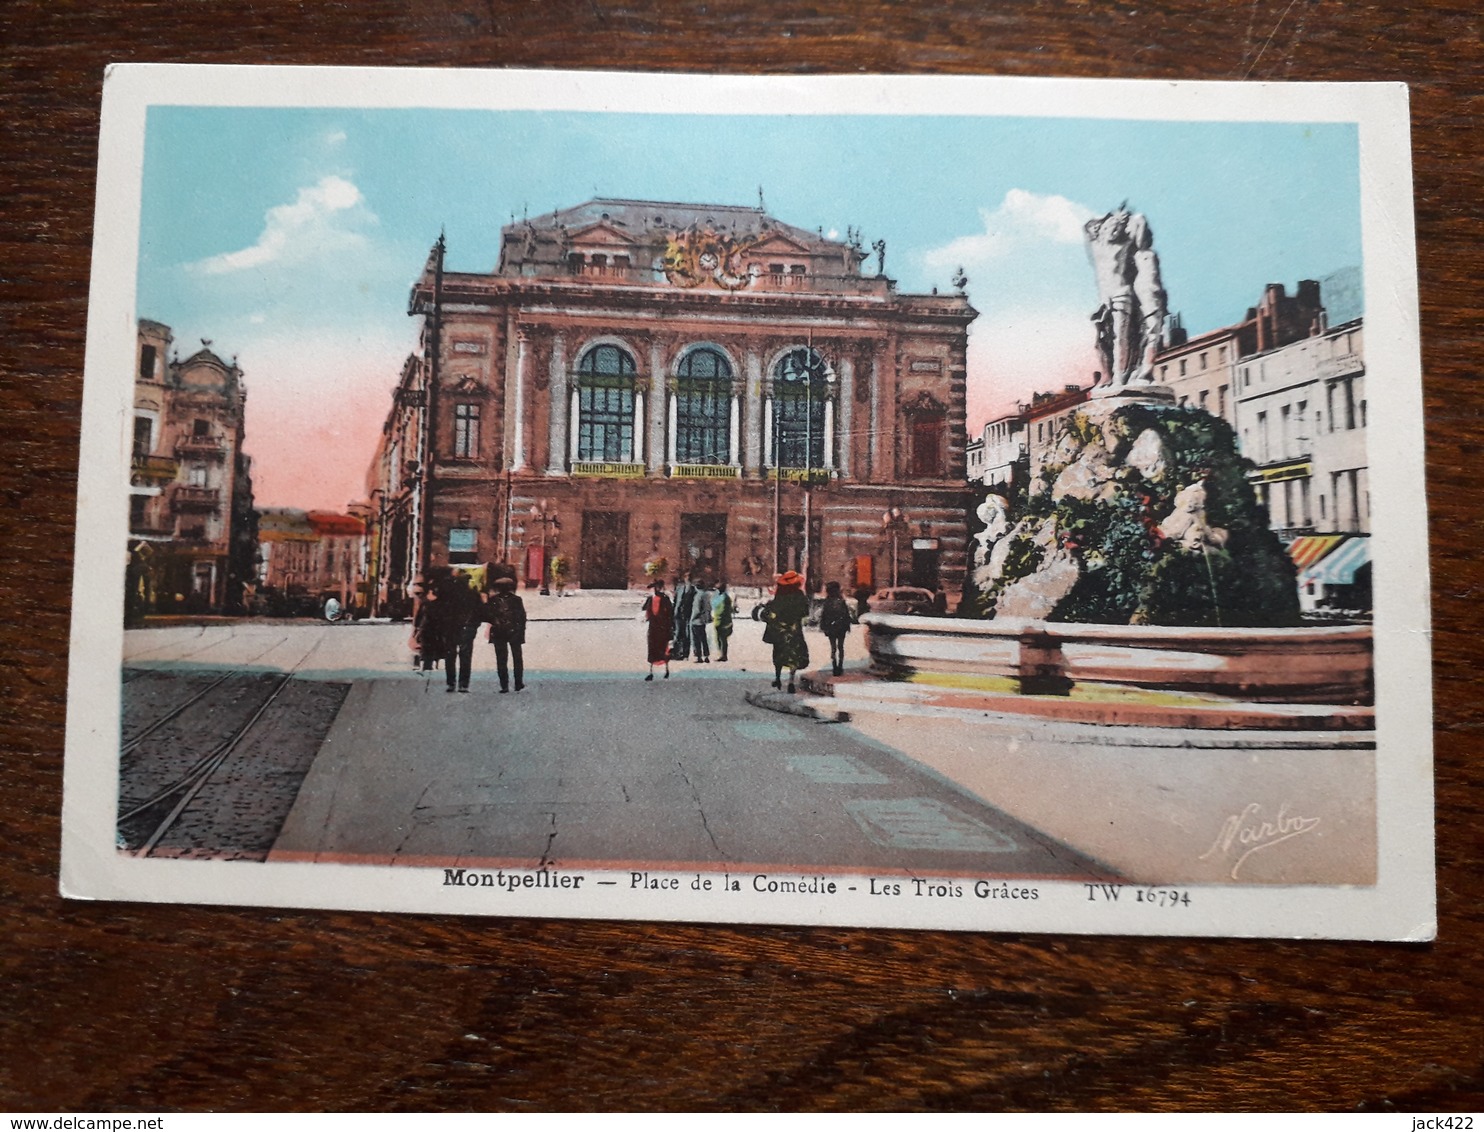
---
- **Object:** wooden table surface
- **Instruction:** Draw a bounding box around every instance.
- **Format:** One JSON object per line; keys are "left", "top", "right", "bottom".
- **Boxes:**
{"left": 3, "top": 1, "right": 1481, "bottom": 1112}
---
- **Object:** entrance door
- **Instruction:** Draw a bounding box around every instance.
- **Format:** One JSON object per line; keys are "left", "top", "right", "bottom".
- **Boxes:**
{"left": 778, "top": 514, "right": 824, "bottom": 592}
{"left": 580, "top": 511, "right": 630, "bottom": 589}
{"left": 910, "top": 546, "right": 941, "bottom": 592}
{"left": 680, "top": 513, "right": 727, "bottom": 585}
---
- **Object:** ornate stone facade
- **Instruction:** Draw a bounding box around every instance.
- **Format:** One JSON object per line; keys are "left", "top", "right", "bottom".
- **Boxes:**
{"left": 370, "top": 199, "right": 976, "bottom": 606}
{"left": 128, "top": 319, "right": 256, "bottom": 618}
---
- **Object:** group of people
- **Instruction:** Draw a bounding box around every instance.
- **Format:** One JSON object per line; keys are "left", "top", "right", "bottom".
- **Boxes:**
{"left": 642, "top": 576, "right": 736, "bottom": 680}
{"left": 412, "top": 564, "right": 861, "bottom": 694}
{"left": 642, "top": 571, "right": 858, "bottom": 692}
{"left": 411, "top": 567, "right": 527, "bottom": 694}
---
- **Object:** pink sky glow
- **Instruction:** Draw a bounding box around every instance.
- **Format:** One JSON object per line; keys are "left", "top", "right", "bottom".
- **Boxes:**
{"left": 238, "top": 335, "right": 409, "bottom": 511}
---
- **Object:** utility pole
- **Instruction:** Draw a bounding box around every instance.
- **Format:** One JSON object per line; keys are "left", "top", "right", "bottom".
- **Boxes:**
{"left": 772, "top": 391, "right": 781, "bottom": 582}
{"left": 802, "top": 343, "right": 812, "bottom": 591}
{"left": 416, "top": 231, "right": 445, "bottom": 584}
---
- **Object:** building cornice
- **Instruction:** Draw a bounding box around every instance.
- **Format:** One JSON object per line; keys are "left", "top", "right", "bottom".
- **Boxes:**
{"left": 417, "top": 276, "right": 976, "bottom": 328}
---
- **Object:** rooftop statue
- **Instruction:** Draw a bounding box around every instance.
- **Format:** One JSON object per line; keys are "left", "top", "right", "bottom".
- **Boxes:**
{"left": 1084, "top": 204, "right": 1168, "bottom": 395}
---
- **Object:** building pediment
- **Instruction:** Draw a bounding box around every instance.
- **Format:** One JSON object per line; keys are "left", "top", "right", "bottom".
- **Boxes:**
{"left": 750, "top": 232, "right": 812, "bottom": 256}
{"left": 567, "top": 221, "right": 637, "bottom": 249}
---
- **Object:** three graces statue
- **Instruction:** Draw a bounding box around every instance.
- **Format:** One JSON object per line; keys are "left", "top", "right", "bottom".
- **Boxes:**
{"left": 1084, "top": 203, "right": 1169, "bottom": 396}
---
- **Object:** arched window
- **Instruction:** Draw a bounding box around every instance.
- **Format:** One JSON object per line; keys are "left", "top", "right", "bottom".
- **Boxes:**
{"left": 576, "top": 344, "right": 636, "bottom": 462}
{"left": 675, "top": 348, "right": 733, "bottom": 464}
{"left": 772, "top": 348, "right": 829, "bottom": 469}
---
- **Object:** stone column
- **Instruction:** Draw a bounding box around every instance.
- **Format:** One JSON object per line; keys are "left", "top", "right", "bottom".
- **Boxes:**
{"left": 546, "top": 333, "right": 567, "bottom": 474}
{"left": 824, "top": 399, "right": 835, "bottom": 470}
{"left": 869, "top": 350, "right": 882, "bottom": 483}
{"left": 648, "top": 339, "right": 667, "bottom": 473}
{"left": 569, "top": 389, "right": 581, "bottom": 465}
{"left": 763, "top": 396, "right": 774, "bottom": 466}
{"left": 511, "top": 331, "right": 529, "bottom": 471}
{"left": 836, "top": 355, "right": 854, "bottom": 480}
{"left": 634, "top": 391, "right": 645, "bottom": 466}
{"left": 744, "top": 345, "right": 764, "bottom": 476}
{"left": 729, "top": 394, "right": 740, "bottom": 465}
{"left": 668, "top": 394, "right": 679, "bottom": 465}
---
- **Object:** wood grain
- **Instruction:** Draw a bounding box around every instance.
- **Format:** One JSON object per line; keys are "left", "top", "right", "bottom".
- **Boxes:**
{"left": 2, "top": 0, "right": 1480, "bottom": 1111}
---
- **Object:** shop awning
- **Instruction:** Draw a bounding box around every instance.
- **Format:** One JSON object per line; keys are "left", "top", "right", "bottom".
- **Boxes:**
{"left": 1287, "top": 534, "right": 1345, "bottom": 571}
{"left": 1301, "top": 536, "right": 1371, "bottom": 586}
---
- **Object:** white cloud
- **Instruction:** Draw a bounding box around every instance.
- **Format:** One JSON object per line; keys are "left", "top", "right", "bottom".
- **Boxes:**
{"left": 923, "top": 189, "right": 1094, "bottom": 272}
{"left": 191, "top": 175, "right": 373, "bottom": 275}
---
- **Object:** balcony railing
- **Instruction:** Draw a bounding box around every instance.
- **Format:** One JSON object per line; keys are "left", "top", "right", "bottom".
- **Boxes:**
{"left": 669, "top": 463, "right": 740, "bottom": 479}
{"left": 130, "top": 453, "right": 179, "bottom": 482}
{"left": 570, "top": 461, "right": 645, "bottom": 478}
{"left": 767, "top": 467, "right": 834, "bottom": 484}
{"left": 171, "top": 485, "right": 221, "bottom": 511}
{"left": 176, "top": 435, "right": 226, "bottom": 457}
{"left": 1315, "top": 352, "right": 1364, "bottom": 380}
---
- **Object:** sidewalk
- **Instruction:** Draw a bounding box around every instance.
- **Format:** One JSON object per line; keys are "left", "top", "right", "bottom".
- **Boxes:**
{"left": 767, "top": 665, "right": 1377, "bottom": 885}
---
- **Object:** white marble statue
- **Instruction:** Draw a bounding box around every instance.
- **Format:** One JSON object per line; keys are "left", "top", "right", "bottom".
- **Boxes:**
{"left": 972, "top": 493, "right": 1011, "bottom": 576}
{"left": 1084, "top": 204, "right": 1167, "bottom": 393}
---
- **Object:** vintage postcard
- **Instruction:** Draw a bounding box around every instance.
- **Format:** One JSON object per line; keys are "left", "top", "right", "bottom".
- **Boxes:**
{"left": 63, "top": 66, "right": 1433, "bottom": 939}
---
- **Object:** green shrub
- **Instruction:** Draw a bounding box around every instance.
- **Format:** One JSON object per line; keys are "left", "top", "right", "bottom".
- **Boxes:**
{"left": 980, "top": 403, "right": 1300, "bottom": 627}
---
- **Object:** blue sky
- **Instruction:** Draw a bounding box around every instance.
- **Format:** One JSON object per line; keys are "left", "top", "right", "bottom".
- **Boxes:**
{"left": 138, "top": 107, "right": 1361, "bottom": 508}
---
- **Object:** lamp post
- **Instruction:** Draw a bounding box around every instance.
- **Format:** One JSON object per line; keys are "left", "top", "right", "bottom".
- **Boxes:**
{"left": 528, "top": 500, "right": 559, "bottom": 595}
{"left": 367, "top": 487, "right": 385, "bottom": 617}
{"left": 881, "top": 507, "right": 910, "bottom": 588}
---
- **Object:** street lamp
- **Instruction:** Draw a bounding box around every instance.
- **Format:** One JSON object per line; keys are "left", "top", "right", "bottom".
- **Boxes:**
{"left": 881, "top": 507, "right": 910, "bottom": 588}
{"left": 528, "top": 500, "right": 559, "bottom": 595}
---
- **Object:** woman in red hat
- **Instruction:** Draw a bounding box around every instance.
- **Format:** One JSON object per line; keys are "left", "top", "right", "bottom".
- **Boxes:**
{"left": 761, "top": 570, "right": 810, "bottom": 692}
{"left": 641, "top": 578, "right": 674, "bottom": 681}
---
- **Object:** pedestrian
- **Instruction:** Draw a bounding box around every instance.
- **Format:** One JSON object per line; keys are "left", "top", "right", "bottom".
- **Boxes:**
{"left": 670, "top": 575, "right": 694, "bottom": 660}
{"left": 410, "top": 571, "right": 443, "bottom": 673}
{"left": 854, "top": 586, "right": 872, "bottom": 621}
{"left": 690, "top": 579, "right": 714, "bottom": 662}
{"left": 484, "top": 574, "right": 527, "bottom": 693}
{"left": 761, "top": 570, "right": 810, "bottom": 693}
{"left": 430, "top": 568, "right": 482, "bottom": 693}
{"left": 712, "top": 581, "right": 735, "bottom": 662}
{"left": 819, "top": 580, "right": 853, "bottom": 676}
{"left": 642, "top": 578, "right": 674, "bottom": 681}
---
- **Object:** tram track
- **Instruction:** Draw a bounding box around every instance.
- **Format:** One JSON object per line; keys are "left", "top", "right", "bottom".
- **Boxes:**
{"left": 126, "top": 672, "right": 296, "bottom": 856}
{"left": 118, "top": 629, "right": 342, "bottom": 859}
{"left": 120, "top": 672, "right": 236, "bottom": 756}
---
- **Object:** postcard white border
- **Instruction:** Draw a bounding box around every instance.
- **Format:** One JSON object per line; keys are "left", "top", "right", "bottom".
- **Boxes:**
{"left": 64, "top": 66, "right": 1433, "bottom": 939}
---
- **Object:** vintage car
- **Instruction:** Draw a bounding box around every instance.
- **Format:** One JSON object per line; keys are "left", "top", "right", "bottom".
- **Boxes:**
{"left": 868, "top": 586, "right": 939, "bottom": 616}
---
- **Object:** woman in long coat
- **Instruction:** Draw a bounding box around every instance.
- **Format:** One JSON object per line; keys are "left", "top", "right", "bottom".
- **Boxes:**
{"left": 641, "top": 579, "right": 674, "bottom": 681}
{"left": 762, "top": 570, "right": 810, "bottom": 692}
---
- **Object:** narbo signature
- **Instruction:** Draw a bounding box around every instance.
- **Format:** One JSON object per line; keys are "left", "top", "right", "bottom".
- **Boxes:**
{"left": 1199, "top": 802, "right": 1321, "bottom": 880}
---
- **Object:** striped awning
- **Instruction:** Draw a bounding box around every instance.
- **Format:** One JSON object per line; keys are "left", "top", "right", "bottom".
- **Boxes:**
{"left": 1287, "top": 534, "right": 1345, "bottom": 571}
{"left": 1300, "top": 536, "right": 1371, "bottom": 586}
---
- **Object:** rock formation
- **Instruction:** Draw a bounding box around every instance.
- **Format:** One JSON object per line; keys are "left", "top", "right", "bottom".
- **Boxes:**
{"left": 976, "top": 402, "right": 1300, "bottom": 627}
